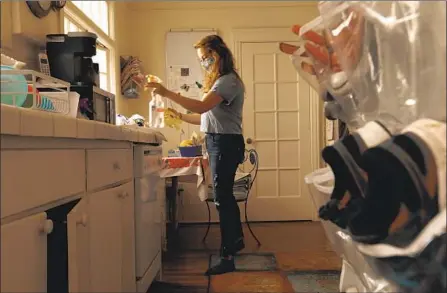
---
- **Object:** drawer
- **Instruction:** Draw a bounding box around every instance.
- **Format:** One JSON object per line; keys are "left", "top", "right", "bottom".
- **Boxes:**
{"left": 133, "top": 145, "right": 163, "bottom": 177}
{"left": 1, "top": 150, "right": 85, "bottom": 218}
{"left": 87, "top": 149, "right": 133, "bottom": 190}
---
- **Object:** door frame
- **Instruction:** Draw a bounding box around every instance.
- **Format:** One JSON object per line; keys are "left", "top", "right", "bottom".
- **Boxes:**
{"left": 232, "top": 27, "right": 325, "bottom": 221}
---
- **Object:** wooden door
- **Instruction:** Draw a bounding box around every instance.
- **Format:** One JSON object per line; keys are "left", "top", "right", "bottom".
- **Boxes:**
{"left": 241, "top": 41, "right": 315, "bottom": 221}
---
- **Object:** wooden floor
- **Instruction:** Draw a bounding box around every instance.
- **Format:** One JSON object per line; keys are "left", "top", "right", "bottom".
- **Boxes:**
{"left": 148, "top": 222, "right": 342, "bottom": 293}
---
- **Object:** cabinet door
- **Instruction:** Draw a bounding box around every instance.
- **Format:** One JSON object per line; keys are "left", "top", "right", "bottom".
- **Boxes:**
{"left": 120, "top": 182, "right": 136, "bottom": 292}
{"left": 1, "top": 212, "right": 52, "bottom": 292}
{"left": 67, "top": 198, "right": 90, "bottom": 293}
{"left": 88, "top": 186, "right": 123, "bottom": 292}
{"left": 158, "top": 179, "right": 166, "bottom": 250}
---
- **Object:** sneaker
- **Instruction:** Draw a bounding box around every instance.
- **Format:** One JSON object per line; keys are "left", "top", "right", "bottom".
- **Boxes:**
{"left": 205, "top": 258, "right": 235, "bottom": 276}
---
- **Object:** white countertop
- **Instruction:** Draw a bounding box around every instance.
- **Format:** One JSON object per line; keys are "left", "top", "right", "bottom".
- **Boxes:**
{"left": 0, "top": 104, "right": 166, "bottom": 144}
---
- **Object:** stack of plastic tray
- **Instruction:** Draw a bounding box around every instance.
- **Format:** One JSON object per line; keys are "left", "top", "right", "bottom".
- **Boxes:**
{"left": 0, "top": 69, "right": 79, "bottom": 117}
{"left": 305, "top": 168, "right": 398, "bottom": 292}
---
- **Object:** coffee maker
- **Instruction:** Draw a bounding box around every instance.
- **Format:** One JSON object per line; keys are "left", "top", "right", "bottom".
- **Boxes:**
{"left": 46, "top": 32, "right": 115, "bottom": 124}
{"left": 46, "top": 32, "right": 99, "bottom": 86}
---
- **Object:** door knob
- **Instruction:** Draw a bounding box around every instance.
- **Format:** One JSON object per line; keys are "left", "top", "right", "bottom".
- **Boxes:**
{"left": 77, "top": 214, "right": 88, "bottom": 227}
{"left": 246, "top": 138, "right": 254, "bottom": 144}
{"left": 40, "top": 219, "right": 54, "bottom": 235}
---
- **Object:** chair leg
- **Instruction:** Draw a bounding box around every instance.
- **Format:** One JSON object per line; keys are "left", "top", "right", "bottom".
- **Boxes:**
{"left": 244, "top": 201, "right": 261, "bottom": 246}
{"left": 202, "top": 201, "right": 211, "bottom": 243}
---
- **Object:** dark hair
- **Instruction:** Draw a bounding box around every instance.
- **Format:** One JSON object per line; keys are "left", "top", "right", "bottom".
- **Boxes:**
{"left": 194, "top": 35, "right": 244, "bottom": 93}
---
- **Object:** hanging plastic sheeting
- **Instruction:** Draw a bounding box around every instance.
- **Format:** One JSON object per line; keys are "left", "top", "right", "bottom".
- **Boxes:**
{"left": 318, "top": 1, "right": 447, "bottom": 130}
{"left": 289, "top": 19, "right": 363, "bottom": 128}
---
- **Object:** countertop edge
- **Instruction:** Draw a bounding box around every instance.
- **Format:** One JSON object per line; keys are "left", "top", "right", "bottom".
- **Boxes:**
{"left": 1, "top": 104, "right": 166, "bottom": 144}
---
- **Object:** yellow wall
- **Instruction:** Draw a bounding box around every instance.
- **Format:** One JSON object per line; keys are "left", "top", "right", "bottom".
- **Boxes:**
{"left": 115, "top": 2, "right": 135, "bottom": 115}
{"left": 1, "top": 1, "right": 62, "bottom": 70}
{"left": 117, "top": 1, "right": 319, "bottom": 151}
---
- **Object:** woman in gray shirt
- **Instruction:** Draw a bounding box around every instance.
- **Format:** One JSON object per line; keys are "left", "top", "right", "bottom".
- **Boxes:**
{"left": 147, "top": 35, "right": 245, "bottom": 275}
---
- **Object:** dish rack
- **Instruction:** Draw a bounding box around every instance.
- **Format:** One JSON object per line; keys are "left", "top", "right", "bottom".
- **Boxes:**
{"left": 0, "top": 69, "right": 77, "bottom": 116}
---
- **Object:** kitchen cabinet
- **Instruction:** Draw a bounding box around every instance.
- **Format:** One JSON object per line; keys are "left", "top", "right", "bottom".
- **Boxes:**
{"left": 158, "top": 179, "right": 167, "bottom": 251}
{"left": 86, "top": 181, "right": 136, "bottom": 293}
{"left": 0, "top": 109, "right": 164, "bottom": 293}
{"left": 67, "top": 198, "right": 90, "bottom": 293}
{"left": 1, "top": 1, "right": 13, "bottom": 49}
{"left": 1, "top": 212, "right": 51, "bottom": 292}
{"left": 88, "top": 185, "right": 124, "bottom": 292}
{"left": 121, "top": 182, "right": 137, "bottom": 292}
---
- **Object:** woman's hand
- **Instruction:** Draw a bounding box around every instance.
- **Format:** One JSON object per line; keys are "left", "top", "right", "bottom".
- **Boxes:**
{"left": 145, "top": 82, "right": 170, "bottom": 97}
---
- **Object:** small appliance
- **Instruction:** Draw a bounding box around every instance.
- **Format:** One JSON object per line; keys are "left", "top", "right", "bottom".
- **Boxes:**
{"left": 45, "top": 32, "right": 115, "bottom": 124}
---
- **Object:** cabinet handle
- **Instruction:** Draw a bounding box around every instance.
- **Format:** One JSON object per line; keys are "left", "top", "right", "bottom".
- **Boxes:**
{"left": 118, "top": 192, "right": 125, "bottom": 198}
{"left": 76, "top": 214, "right": 88, "bottom": 227}
{"left": 40, "top": 219, "right": 54, "bottom": 235}
{"left": 113, "top": 162, "right": 121, "bottom": 170}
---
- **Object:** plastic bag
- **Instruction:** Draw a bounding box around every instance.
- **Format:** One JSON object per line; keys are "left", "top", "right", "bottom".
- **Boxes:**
{"left": 318, "top": 1, "right": 447, "bottom": 126}
{"left": 291, "top": 19, "right": 366, "bottom": 129}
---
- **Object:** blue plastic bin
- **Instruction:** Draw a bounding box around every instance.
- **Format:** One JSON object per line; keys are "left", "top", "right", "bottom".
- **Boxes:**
{"left": 179, "top": 145, "right": 202, "bottom": 157}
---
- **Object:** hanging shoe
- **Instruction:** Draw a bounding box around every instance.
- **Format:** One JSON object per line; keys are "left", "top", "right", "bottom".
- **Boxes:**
{"left": 319, "top": 120, "right": 392, "bottom": 229}
{"left": 354, "top": 119, "right": 446, "bottom": 245}
{"left": 353, "top": 119, "right": 446, "bottom": 291}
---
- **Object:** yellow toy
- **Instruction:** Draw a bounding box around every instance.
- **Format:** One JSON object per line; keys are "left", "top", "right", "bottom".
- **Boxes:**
{"left": 178, "top": 132, "right": 204, "bottom": 147}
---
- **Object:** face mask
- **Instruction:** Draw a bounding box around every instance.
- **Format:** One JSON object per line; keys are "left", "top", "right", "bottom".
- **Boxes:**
{"left": 200, "top": 57, "right": 215, "bottom": 71}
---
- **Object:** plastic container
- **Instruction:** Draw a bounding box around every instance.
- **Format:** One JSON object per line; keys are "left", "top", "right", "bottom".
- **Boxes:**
{"left": 178, "top": 146, "right": 202, "bottom": 157}
{"left": 147, "top": 75, "right": 166, "bottom": 128}
{"left": 149, "top": 92, "right": 165, "bottom": 128}
{"left": 0, "top": 65, "right": 28, "bottom": 107}
{"left": 0, "top": 69, "right": 72, "bottom": 115}
{"left": 305, "top": 167, "right": 344, "bottom": 255}
{"left": 38, "top": 91, "right": 79, "bottom": 117}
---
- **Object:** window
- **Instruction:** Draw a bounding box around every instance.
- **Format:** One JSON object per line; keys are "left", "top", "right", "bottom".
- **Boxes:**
{"left": 72, "top": 1, "right": 109, "bottom": 35}
{"left": 63, "top": 1, "right": 115, "bottom": 93}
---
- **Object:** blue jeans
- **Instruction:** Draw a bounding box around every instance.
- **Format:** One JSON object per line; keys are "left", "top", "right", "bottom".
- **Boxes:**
{"left": 206, "top": 133, "right": 245, "bottom": 257}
